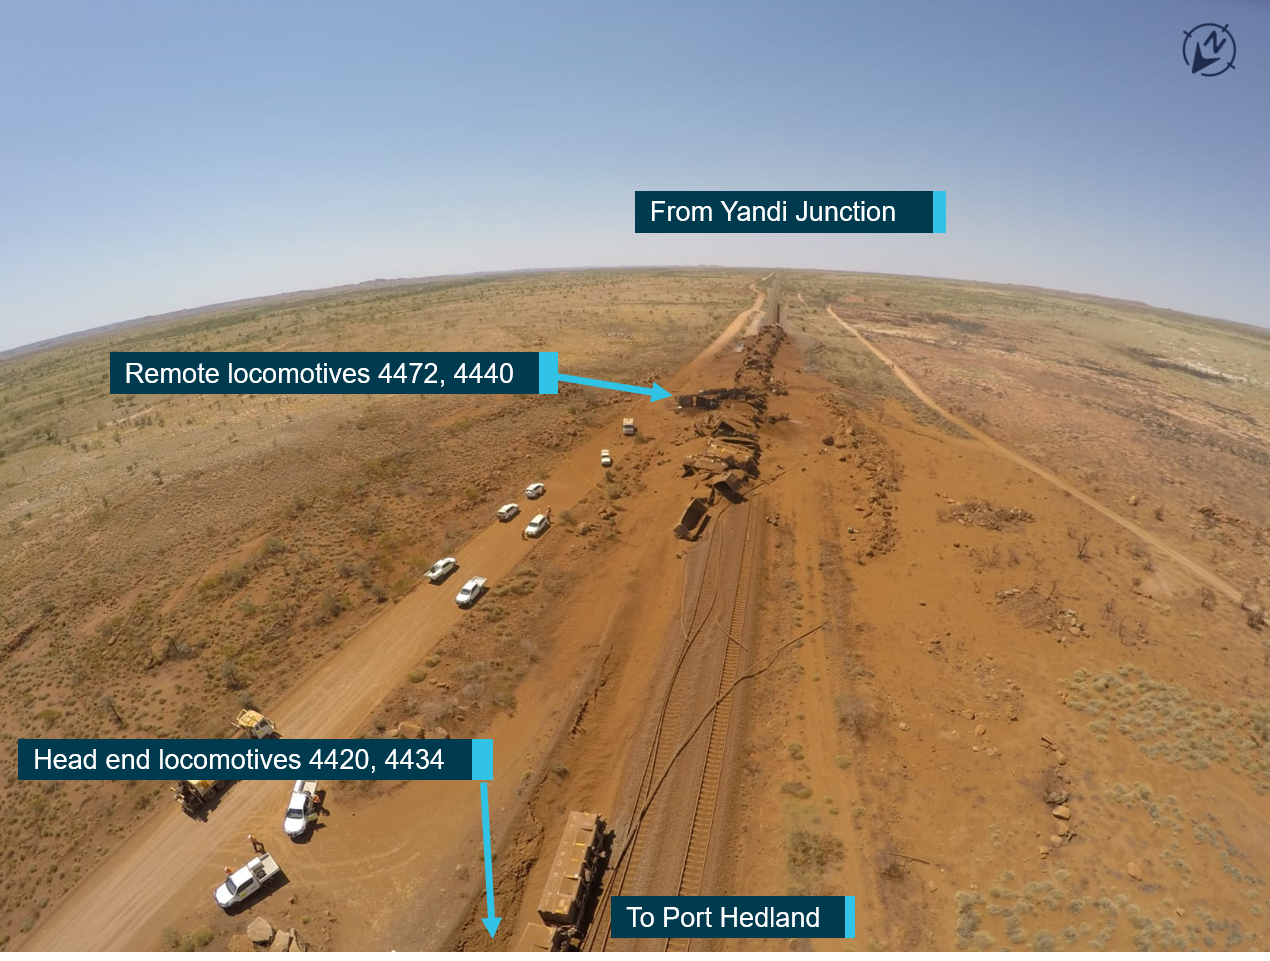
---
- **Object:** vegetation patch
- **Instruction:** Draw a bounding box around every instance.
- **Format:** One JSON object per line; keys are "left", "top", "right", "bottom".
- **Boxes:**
{"left": 1060, "top": 665, "right": 1270, "bottom": 793}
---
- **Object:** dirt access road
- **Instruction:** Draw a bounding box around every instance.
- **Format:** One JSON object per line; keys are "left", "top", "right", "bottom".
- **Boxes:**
{"left": 826, "top": 306, "right": 1242, "bottom": 604}
{"left": 21, "top": 286, "right": 768, "bottom": 952}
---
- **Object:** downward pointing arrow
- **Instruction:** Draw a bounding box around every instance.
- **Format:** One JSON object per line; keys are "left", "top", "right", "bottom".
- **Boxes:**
{"left": 479, "top": 782, "right": 501, "bottom": 937}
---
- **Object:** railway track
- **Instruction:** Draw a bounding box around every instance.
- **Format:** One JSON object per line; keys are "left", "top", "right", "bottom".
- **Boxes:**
{"left": 664, "top": 503, "right": 757, "bottom": 952}
{"left": 591, "top": 499, "right": 759, "bottom": 952}
{"left": 592, "top": 506, "right": 731, "bottom": 946}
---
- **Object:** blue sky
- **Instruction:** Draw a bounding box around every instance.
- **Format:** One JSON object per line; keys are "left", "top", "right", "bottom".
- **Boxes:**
{"left": 1, "top": 1, "right": 1266, "bottom": 351}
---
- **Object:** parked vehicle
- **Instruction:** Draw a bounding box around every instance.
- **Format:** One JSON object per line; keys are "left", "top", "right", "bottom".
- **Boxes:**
{"left": 214, "top": 853, "right": 282, "bottom": 910}
{"left": 525, "top": 514, "right": 551, "bottom": 538}
{"left": 497, "top": 503, "right": 520, "bottom": 522}
{"left": 456, "top": 576, "right": 487, "bottom": 607}
{"left": 525, "top": 483, "right": 546, "bottom": 500}
{"left": 174, "top": 778, "right": 230, "bottom": 815}
{"left": 600, "top": 450, "right": 612, "bottom": 467}
{"left": 283, "top": 779, "right": 320, "bottom": 838}
{"left": 232, "top": 709, "right": 275, "bottom": 739}
{"left": 425, "top": 557, "right": 457, "bottom": 583}
{"left": 622, "top": 418, "right": 635, "bottom": 436}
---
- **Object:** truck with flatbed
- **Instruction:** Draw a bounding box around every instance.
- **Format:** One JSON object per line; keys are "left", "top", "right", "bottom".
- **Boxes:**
{"left": 455, "top": 576, "right": 487, "bottom": 607}
{"left": 214, "top": 853, "right": 282, "bottom": 910}
{"left": 231, "top": 709, "right": 276, "bottom": 739}
{"left": 283, "top": 778, "right": 320, "bottom": 838}
{"left": 622, "top": 418, "right": 635, "bottom": 436}
{"left": 174, "top": 777, "right": 230, "bottom": 814}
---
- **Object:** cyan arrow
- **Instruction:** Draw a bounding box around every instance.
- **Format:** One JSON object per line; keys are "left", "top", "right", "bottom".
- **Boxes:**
{"left": 479, "top": 782, "right": 501, "bottom": 937}
{"left": 557, "top": 372, "right": 672, "bottom": 402}
{"left": 537, "top": 352, "right": 672, "bottom": 402}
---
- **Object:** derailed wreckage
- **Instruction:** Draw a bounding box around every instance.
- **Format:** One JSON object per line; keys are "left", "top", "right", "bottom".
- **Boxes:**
{"left": 673, "top": 324, "right": 786, "bottom": 539}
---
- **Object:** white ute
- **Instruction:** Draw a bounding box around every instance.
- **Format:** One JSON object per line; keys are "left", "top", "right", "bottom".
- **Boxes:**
{"left": 214, "top": 853, "right": 282, "bottom": 910}
{"left": 600, "top": 449, "right": 612, "bottom": 467}
{"left": 455, "top": 576, "right": 487, "bottom": 607}
{"left": 525, "top": 514, "right": 551, "bottom": 538}
{"left": 425, "top": 557, "right": 457, "bottom": 583}
{"left": 497, "top": 503, "right": 520, "bottom": 522}
{"left": 283, "top": 779, "right": 320, "bottom": 838}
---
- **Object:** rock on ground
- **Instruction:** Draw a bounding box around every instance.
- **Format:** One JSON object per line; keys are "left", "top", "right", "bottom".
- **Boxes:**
{"left": 247, "top": 916, "right": 274, "bottom": 944}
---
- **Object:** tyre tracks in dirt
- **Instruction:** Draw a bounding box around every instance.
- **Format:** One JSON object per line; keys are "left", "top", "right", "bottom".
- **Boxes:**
{"left": 826, "top": 306, "right": 1242, "bottom": 605}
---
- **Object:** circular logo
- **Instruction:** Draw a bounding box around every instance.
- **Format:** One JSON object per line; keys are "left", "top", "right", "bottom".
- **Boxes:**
{"left": 1183, "top": 23, "right": 1236, "bottom": 77}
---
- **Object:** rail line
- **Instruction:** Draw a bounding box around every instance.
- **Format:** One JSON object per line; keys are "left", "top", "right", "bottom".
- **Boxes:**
{"left": 588, "top": 277, "right": 779, "bottom": 952}
{"left": 590, "top": 505, "right": 731, "bottom": 950}
{"left": 590, "top": 498, "right": 758, "bottom": 952}
{"left": 665, "top": 501, "right": 757, "bottom": 952}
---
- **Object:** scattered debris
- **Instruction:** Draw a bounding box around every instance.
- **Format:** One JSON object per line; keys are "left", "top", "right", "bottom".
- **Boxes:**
{"left": 938, "top": 499, "right": 1034, "bottom": 530}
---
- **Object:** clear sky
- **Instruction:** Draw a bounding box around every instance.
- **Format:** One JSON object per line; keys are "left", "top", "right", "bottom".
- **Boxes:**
{"left": 1, "top": 1, "right": 1266, "bottom": 351}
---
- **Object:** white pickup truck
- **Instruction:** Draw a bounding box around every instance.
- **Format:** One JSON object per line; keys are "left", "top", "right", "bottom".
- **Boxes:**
{"left": 425, "top": 557, "right": 457, "bottom": 583}
{"left": 214, "top": 853, "right": 282, "bottom": 910}
{"left": 455, "top": 576, "right": 487, "bottom": 607}
{"left": 283, "top": 779, "right": 320, "bottom": 838}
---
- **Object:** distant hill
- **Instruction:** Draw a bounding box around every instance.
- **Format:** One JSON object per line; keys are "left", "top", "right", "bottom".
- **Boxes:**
{"left": 0, "top": 270, "right": 547, "bottom": 361}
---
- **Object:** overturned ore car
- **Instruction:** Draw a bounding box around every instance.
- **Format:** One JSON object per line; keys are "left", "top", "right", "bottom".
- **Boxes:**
{"left": 514, "top": 811, "right": 608, "bottom": 952}
{"left": 673, "top": 497, "right": 711, "bottom": 540}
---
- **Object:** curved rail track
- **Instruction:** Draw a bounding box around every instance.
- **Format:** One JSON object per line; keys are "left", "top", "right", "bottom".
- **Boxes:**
{"left": 591, "top": 498, "right": 760, "bottom": 951}
{"left": 665, "top": 501, "right": 757, "bottom": 951}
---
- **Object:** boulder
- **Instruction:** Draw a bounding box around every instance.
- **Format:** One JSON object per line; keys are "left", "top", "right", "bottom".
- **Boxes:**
{"left": 1043, "top": 783, "right": 1070, "bottom": 806}
{"left": 432, "top": 727, "right": 450, "bottom": 740}
{"left": 269, "top": 930, "right": 292, "bottom": 952}
{"left": 397, "top": 721, "right": 422, "bottom": 740}
{"left": 247, "top": 916, "right": 274, "bottom": 944}
{"left": 1052, "top": 804, "right": 1072, "bottom": 820}
{"left": 288, "top": 928, "right": 306, "bottom": 952}
{"left": 1127, "top": 862, "right": 1144, "bottom": 881}
{"left": 821, "top": 434, "right": 835, "bottom": 447}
